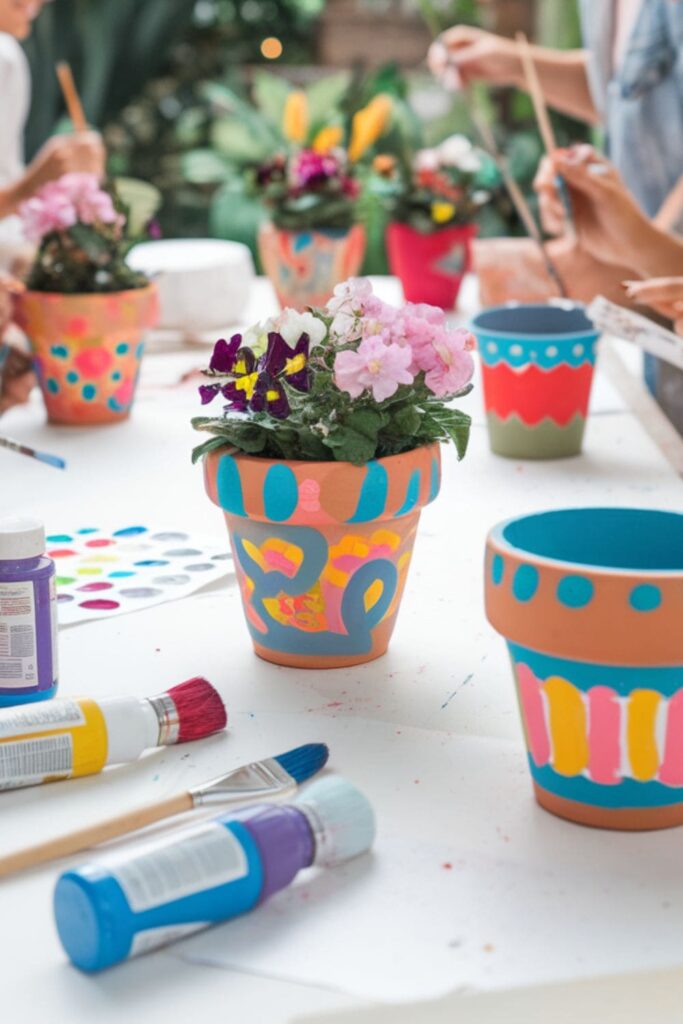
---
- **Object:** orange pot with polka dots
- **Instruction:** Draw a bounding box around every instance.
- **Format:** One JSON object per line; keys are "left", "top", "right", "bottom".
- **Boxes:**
{"left": 16, "top": 285, "right": 158, "bottom": 425}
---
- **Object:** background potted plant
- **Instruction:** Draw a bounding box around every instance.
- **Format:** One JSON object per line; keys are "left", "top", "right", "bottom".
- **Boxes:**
{"left": 250, "top": 90, "right": 394, "bottom": 310}
{"left": 193, "top": 276, "right": 475, "bottom": 669}
{"left": 380, "top": 134, "right": 491, "bottom": 309}
{"left": 15, "top": 173, "right": 158, "bottom": 426}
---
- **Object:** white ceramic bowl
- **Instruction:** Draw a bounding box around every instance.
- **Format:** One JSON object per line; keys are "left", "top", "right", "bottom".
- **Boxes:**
{"left": 127, "top": 238, "right": 255, "bottom": 331}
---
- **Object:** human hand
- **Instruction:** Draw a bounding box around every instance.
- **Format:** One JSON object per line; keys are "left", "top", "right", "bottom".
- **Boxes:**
{"left": 428, "top": 26, "right": 518, "bottom": 89}
{"left": 533, "top": 154, "right": 568, "bottom": 235}
{"left": 548, "top": 144, "right": 649, "bottom": 270}
{"left": 21, "top": 131, "right": 106, "bottom": 196}
{"left": 623, "top": 278, "right": 683, "bottom": 335}
{"left": 0, "top": 275, "right": 35, "bottom": 415}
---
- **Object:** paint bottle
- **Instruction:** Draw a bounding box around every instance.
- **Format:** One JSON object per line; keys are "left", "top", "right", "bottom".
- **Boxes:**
{"left": 0, "top": 676, "right": 226, "bottom": 790}
{"left": 0, "top": 517, "right": 58, "bottom": 708}
{"left": 54, "top": 775, "right": 375, "bottom": 972}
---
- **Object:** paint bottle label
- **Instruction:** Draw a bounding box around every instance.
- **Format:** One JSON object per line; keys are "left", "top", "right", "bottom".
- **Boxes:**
{"left": 103, "top": 822, "right": 249, "bottom": 912}
{"left": 0, "top": 700, "right": 85, "bottom": 738}
{"left": 0, "top": 733, "right": 73, "bottom": 789}
{"left": 129, "top": 923, "right": 207, "bottom": 958}
{"left": 0, "top": 581, "right": 38, "bottom": 688}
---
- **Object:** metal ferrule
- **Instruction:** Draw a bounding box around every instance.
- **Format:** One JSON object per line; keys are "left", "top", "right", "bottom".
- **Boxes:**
{"left": 295, "top": 800, "right": 330, "bottom": 866}
{"left": 190, "top": 757, "right": 297, "bottom": 807}
{"left": 148, "top": 693, "right": 180, "bottom": 746}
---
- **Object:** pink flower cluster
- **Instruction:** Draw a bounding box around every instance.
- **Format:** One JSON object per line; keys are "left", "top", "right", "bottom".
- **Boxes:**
{"left": 330, "top": 278, "right": 475, "bottom": 403}
{"left": 20, "top": 173, "right": 122, "bottom": 243}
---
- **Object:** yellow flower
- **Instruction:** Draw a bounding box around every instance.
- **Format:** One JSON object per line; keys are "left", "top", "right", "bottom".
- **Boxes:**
{"left": 348, "top": 94, "right": 393, "bottom": 162}
{"left": 431, "top": 201, "right": 456, "bottom": 224}
{"left": 282, "top": 91, "right": 309, "bottom": 143}
{"left": 312, "top": 125, "right": 344, "bottom": 153}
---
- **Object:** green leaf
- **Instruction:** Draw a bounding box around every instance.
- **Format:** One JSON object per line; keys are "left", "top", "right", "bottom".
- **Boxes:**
{"left": 181, "top": 148, "right": 231, "bottom": 185}
{"left": 211, "top": 116, "right": 272, "bottom": 164}
{"left": 306, "top": 72, "right": 352, "bottom": 126}
{"left": 252, "top": 71, "right": 291, "bottom": 131}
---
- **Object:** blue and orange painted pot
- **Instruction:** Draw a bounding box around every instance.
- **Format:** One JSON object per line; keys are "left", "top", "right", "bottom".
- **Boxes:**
{"left": 472, "top": 303, "right": 600, "bottom": 460}
{"left": 204, "top": 445, "right": 441, "bottom": 668}
{"left": 16, "top": 285, "right": 159, "bottom": 426}
{"left": 258, "top": 222, "right": 366, "bottom": 313}
{"left": 485, "top": 508, "right": 683, "bottom": 830}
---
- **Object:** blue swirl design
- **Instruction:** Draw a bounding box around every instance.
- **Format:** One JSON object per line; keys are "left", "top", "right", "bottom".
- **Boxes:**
{"left": 233, "top": 522, "right": 397, "bottom": 657}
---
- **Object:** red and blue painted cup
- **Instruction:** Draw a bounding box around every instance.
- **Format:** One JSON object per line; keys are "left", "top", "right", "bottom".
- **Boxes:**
{"left": 485, "top": 507, "right": 683, "bottom": 830}
{"left": 472, "top": 303, "right": 600, "bottom": 459}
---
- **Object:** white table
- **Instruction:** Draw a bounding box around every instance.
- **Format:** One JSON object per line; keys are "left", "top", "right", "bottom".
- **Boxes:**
{"left": 2, "top": 276, "right": 683, "bottom": 1024}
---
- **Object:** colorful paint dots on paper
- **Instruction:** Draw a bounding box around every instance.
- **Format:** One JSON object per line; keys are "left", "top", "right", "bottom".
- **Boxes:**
{"left": 52, "top": 525, "right": 233, "bottom": 626}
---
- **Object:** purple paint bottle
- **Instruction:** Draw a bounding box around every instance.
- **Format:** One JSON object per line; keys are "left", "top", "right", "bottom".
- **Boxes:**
{"left": 0, "top": 517, "right": 58, "bottom": 707}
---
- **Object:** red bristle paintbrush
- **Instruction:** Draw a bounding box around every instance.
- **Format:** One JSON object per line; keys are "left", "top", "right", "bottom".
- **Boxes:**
{"left": 0, "top": 676, "right": 227, "bottom": 792}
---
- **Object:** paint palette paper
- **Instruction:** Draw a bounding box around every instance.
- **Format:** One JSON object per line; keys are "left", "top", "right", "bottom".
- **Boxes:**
{"left": 49, "top": 526, "right": 233, "bottom": 626}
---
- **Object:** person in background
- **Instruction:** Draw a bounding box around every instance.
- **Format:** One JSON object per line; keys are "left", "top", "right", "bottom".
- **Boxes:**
{"left": 0, "top": 0, "right": 104, "bottom": 412}
{"left": 428, "top": 3, "right": 683, "bottom": 298}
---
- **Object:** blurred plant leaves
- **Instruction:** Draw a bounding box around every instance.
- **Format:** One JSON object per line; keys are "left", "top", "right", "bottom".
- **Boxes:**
{"left": 252, "top": 71, "right": 292, "bottom": 128}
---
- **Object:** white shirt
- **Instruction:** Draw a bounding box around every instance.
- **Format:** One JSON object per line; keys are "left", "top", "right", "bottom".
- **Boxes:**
{"left": 0, "top": 33, "right": 30, "bottom": 264}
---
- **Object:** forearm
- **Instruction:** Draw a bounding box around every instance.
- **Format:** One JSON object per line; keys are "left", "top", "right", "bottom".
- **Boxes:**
{"left": 0, "top": 183, "right": 20, "bottom": 220}
{"left": 502, "top": 47, "right": 600, "bottom": 125}
{"left": 632, "top": 224, "right": 683, "bottom": 279}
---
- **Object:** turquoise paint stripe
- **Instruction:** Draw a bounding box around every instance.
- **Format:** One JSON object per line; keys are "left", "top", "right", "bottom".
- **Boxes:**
{"left": 428, "top": 458, "right": 439, "bottom": 502}
{"left": 509, "top": 643, "right": 683, "bottom": 696}
{"left": 530, "top": 760, "right": 683, "bottom": 809}
{"left": 347, "top": 462, "right": 388, "bottom": 523}
{"left": 263, "top": 464, "right": 298, "bottom": 522}
{"left": 216, "top": 453, "right": 246, "bottom": 516}
{"left": 395, "top": 469, "right": 421, "bottom": 517}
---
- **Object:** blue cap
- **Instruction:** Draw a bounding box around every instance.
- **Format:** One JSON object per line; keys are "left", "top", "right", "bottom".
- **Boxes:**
{"left": 54, "top": 868, "right": 133, "bottom": 972}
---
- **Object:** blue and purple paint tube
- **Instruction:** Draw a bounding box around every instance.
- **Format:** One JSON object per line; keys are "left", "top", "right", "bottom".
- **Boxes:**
{"left": 0, "top": 518, "right": 58, "bottom": 708}
{"left": 54, "top": 775, "right": 375, "bottom": 972}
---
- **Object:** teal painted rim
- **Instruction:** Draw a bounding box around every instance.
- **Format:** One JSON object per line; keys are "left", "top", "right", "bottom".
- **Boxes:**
{"left": 471, "top": 301, "right": 598, "bottom": 343}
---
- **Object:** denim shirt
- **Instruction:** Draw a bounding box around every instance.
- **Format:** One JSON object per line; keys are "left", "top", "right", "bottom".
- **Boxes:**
{"left": 579, "top": 0, "right": 683, "bottom": 216}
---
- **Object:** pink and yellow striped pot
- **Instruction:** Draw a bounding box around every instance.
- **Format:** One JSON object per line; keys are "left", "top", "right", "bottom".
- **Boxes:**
{"left": 16, "top": 285, "right": 158, "bottom": 426}
{"left": 258, "top": 222, "right": 366, "bottom": 312}
{"left": 204, "top": 445, "right": 440, "bottom": 668}
{"left": 485, "top": 507, "right": 683, "bottom": 830}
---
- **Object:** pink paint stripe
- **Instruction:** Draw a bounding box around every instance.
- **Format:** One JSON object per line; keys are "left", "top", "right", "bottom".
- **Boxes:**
{"left": 660, "top": 692, "right": 683, "bottom": 786}
{"left": 517, "top": 663, "right": 550, "bottom": 766}
{"left": 588, "top": 686, "right": 621, "bottom": 785}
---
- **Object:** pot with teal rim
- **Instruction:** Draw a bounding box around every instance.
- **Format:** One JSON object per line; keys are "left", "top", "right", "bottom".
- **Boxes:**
{"left": 485, "top": 507, "right": 683, "bottom": 830}
{"left": 471, "top": 303, "right": 600, "bottom": 459}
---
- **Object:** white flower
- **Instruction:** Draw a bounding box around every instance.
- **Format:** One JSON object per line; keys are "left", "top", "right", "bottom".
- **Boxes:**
{"left": 326, "top": 277, "right": 374, "bottom": 316}
{"left": 271, "top": 308, "right": 328, "bottom": 349}
{"left": 414, "top": 148, "right": 440, "bottom": 172}
{"left": 242, "top": 321, "right": 269, "bottom": 356}
{"left": 457, "top": 150, "right": 482, "bottom": 173}
{"left": 438, "top": 134, "right": 474, "bottom": 168}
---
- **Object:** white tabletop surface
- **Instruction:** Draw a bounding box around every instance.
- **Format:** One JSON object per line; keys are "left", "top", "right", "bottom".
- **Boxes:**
{"left": 2, "top": 275, "right": 683, "bottom": 1024}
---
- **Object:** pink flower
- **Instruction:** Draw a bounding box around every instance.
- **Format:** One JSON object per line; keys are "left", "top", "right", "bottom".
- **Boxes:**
{"left": 19, "top": 173, "right": 121, "bottom": 242}
{"left": 421, "top": 328, "right": 475, "bottom": 397}
{"left": 327, "top": 277, "right": 385, "bottom": 343}
{"left": 334, "top": 335, "right": 414, "bottom": 402}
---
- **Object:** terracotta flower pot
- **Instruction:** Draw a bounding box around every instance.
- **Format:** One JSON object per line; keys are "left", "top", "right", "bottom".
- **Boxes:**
{"left": 485, "top": 508, "right": 683, "bottom": 830}
{"left": 15, "top": 285, "right": 159, "bottom": 426}
{"left": 386, "top": 221, "right": 476, "bottom": 310}
{"left": 204, "top": 445, "right": 441, "bottom": 668}
{"left": 471, "top": 303, "right": 600, "bottom": 460}
{"left": 257, "top": 222, "right": 366, "bottom": 312}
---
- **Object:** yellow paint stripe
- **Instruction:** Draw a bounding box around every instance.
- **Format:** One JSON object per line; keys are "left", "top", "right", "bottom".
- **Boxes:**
{"left": 543, "top": 675, "right": 588, "bottom": 777}
{"left": 628, "top": 689, "right": 661, "bottom": 781}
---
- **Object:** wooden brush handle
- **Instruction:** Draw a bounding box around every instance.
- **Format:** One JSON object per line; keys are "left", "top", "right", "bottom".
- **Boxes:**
{"left": 516, "top": 33, "right": 557, "bottom": 155}
{"left": 55, "top": 61, "right": 88, "bottom": 133}
{"left": 0, "top": 790, "right": 193, "bottom": 880}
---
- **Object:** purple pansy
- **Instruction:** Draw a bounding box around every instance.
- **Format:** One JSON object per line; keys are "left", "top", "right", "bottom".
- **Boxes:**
{"left": 263, "top": 331, "right": 310, "bottom": 392}
{"left": 209, "top": 334, "right": 242, "bottom": 373}
{"left": 199, "top": 383, "right": 221, "bottom": 405}
{"left": 250, "top": 373, "right": 290, "bottom": 419}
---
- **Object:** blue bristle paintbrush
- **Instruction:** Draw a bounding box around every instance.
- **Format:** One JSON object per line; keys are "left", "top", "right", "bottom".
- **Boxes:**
{"left": 0, "top": 743, "right": 330, "bottom": 878}
{"left": 0, "top": 434, "right": 66, "bottom": 470}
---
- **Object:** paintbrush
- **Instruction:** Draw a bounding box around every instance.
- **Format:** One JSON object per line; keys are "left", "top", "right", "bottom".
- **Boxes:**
{"left": 0, "top": 434, "right": 66, "bottom": 470}
{"left": 55, "top": 61, "right": 88, "bottom": 133}
{"left": 0, "top": 742, "right": 329, "bottom": 879}
{"left": 516, "top": 31, "right": 575, "bottom": 234}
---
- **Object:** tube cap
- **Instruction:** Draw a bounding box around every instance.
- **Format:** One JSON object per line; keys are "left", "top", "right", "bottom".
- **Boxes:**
{"left": 294, "top": 775, "right": 376, "bottom": 867}
{"left": 0, "top": 517, "right": 45, "bottom": 560}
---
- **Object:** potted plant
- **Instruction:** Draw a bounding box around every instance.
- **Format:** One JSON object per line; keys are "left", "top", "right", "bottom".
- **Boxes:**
{"left": 251, "top": 92, "right": 393, "bottom": 311}
{"left": 15, "top": 173, "right": 158, "bottom": 426}
{"left": 193, "top": 276, "right": 475, "bottom": 668}
{"left": 380, "top": 135, "right": 491, "bottom": 310}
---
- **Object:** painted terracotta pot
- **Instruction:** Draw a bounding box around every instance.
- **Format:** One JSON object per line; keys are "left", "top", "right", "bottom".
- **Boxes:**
{"left": 485, "top": 507, "right": 683, "bottom": 830}
{"left": 472, "top": 303, "right": 599, "bottom": 460}
{"left": 257, "top": 222, "right": 366, "bottom": 312}
{"left": 386, "top": 221, "right": 476, "bottom": 310}
{"left": 204, "top": 445, "right": 441, "bottom": 668}
{"left": 15, "top": 285, "right": 159, "bottom": 426}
